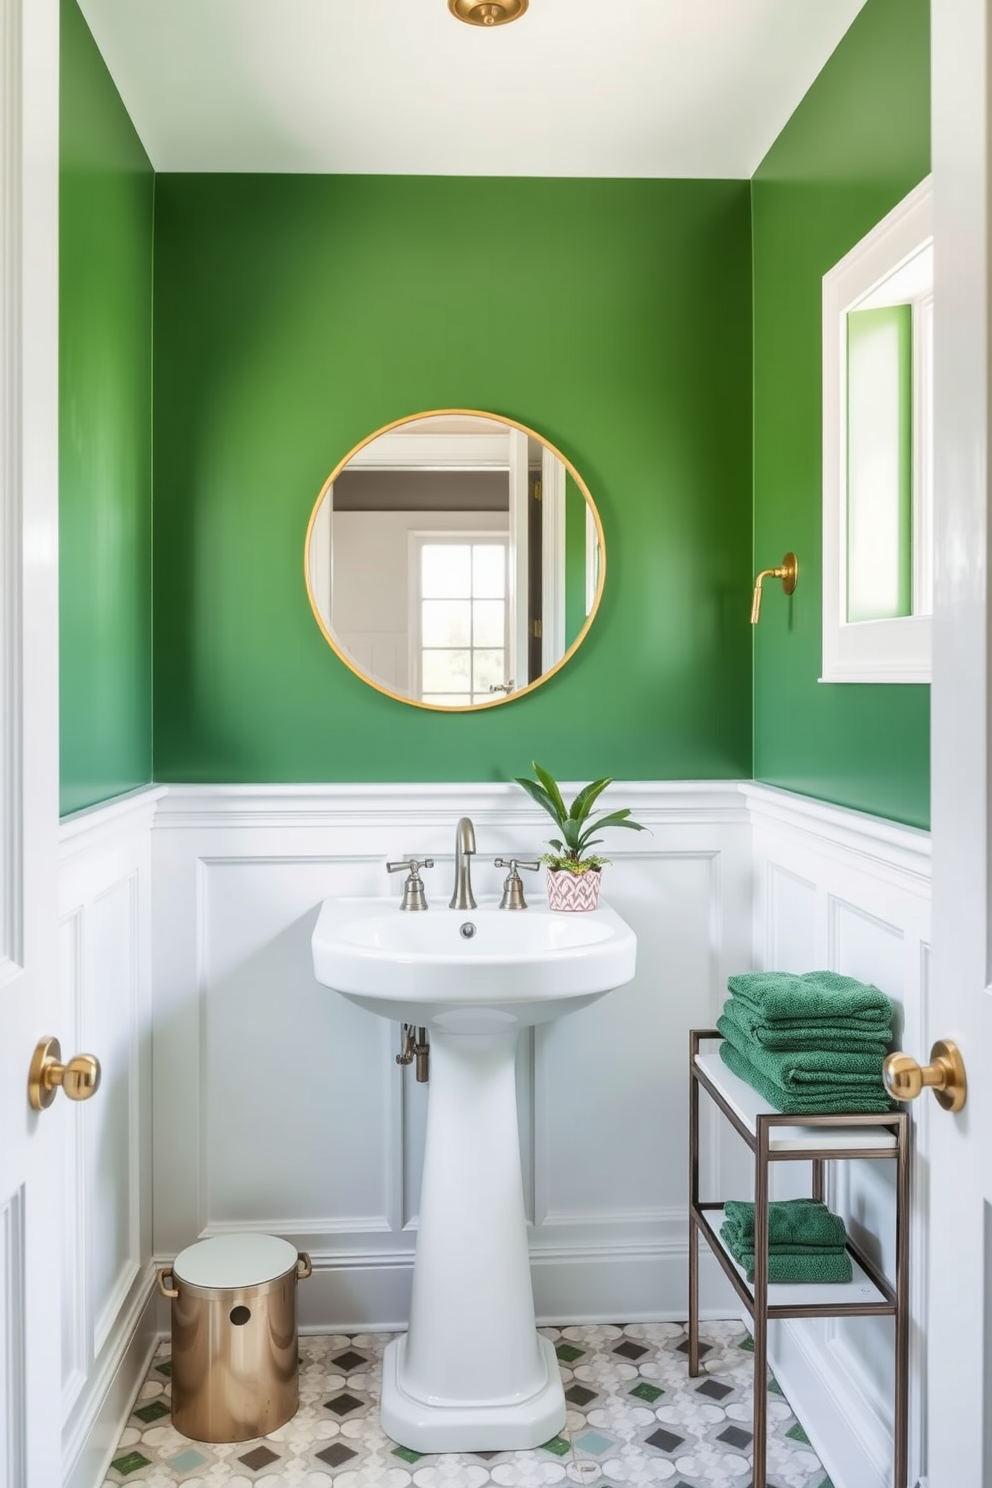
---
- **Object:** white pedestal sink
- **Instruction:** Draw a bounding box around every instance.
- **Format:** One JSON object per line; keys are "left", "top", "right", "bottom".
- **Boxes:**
{"left": 311, "top": 894, "right": 637, "bottom": 1453}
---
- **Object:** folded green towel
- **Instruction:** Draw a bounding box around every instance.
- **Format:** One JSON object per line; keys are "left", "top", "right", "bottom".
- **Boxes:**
{"left": 722, "top": 994, "right": 891, "bottom": 1055}
{"left": 719, "top": 1230, "right": 854, "bottom": 1285}
{"left": 722, "top": 1198, "right": 848, "bottom": 1250}
{"left": 717, "top": 1014, "right": 887, "bottom": 1090}
{"left": 727, "top": 970, "right": 893, "bottom": 1028}
{"left": 719, "top": 1036, "right": 894, "bottom": 1114}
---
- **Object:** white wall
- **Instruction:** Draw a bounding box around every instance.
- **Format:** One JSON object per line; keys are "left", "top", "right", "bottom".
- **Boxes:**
{"left": 743, "top": 783, "right": 931, "bottom": 1488}
{"left": 149, "top": 782, "right": 752, "bottom": 1329}
{"left": 58, "top": 790, "right": 163, "bottom": 1488}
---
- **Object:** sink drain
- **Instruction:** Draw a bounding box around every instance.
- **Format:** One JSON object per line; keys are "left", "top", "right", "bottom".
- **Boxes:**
{"left": 459, "top": 922, "right": 477, "bottom": 939}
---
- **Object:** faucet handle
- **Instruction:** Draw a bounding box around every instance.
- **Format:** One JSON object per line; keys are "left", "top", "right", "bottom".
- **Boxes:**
{"left": 386, "top": 859, "right": 434, "bottom": 912}
{"left": 494, "top": 858, "right": 541, "bottom": 910}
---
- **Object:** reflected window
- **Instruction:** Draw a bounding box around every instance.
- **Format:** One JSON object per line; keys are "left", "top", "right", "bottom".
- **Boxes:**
{"left": 415, "top": 537, "right": 509, "bottom": 705}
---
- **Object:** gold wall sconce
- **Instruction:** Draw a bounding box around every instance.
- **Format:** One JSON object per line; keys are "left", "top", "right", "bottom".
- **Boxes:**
{"left": 751, "top": 552, "right": 798, "bottom": 624}
{"left": 449, "top": 0, "right": 528, "bottom": 25}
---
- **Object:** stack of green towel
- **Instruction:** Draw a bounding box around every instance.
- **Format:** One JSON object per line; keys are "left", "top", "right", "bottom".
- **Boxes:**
{"left": 717, "top": 969, "right": 894, "bottom": 1114}
{"left": 719, "top": 1199, "right": 852, "bottom": 1283}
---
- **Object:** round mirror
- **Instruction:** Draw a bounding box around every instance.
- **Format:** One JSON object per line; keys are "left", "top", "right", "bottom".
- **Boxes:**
{"left": 305, "top": 410, "right": 604, "bottom": 710}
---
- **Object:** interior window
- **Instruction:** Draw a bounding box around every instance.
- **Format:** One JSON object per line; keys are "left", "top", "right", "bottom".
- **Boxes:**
{"left": 415, "top": 537, "right": 509, "bottom": 705}
{"left": 821, "top": 177, "right": 932, "bottom": 683}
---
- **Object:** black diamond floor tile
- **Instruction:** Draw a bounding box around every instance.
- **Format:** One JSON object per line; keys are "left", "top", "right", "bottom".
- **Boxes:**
{"left": 331, "top": 1349, "right": 367, "bottom": 1372}
{"left": 697, "top": 1378, "right": 733, "bottom": 1400}
{"left": 238, "top": 1445, "right": 280, "bottom": 1471}
{"left": 645, "top": 1426, "right": 685, "bottom": 1453}
{"left": 718, "top": 1424, "right": 753, "bottom": 1449}
{"left": 323, "top": 1391, "right": 363, "bottom": 1416}
{"left": 315, "top": 1443, "right": 358, "bottom": 1468}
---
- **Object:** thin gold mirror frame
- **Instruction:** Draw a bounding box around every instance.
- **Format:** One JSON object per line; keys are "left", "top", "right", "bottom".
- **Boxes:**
{"left": 303, "top": 409, "right": 606, "bottom": 712}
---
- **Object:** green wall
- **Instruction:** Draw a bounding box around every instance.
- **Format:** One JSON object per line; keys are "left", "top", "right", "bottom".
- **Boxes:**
{"left": 751, "top": 0, "right": 931, "bottom": 827}
{"left": 152, "top": 176, "right": 753, "bottom": 784}
{"left": 59, "top": 0, "right": 154, "bottom": 814}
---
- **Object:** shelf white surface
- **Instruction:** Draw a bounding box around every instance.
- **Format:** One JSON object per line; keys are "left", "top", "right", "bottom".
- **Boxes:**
{"left": 701, "top": 1207, "right": 890, "bottom": 1310}
{"left": 694, "top": 1051, "right": 898, "bottom": 1152}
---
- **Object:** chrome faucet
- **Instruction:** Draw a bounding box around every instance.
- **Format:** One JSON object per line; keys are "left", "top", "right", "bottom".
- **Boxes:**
{"left": 449, "top": 817, "right": 477, "bottom": 910}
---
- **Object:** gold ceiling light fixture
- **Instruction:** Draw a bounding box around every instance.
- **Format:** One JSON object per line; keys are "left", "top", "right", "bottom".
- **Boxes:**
{"left": 449, "top": 0, "right": 529, "bottom": 27}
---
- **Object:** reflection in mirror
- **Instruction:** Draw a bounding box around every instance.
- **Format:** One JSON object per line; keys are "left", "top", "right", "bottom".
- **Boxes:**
{"left": 305, "top": 412, "right": 604, "bottom": 710}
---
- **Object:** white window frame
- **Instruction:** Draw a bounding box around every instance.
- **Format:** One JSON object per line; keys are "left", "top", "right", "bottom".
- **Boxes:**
{"left": 408, "top": 531, "right": 510, "bottom": 704}
{"left": 821, "top": 174, "right": 932, "bottom": 683}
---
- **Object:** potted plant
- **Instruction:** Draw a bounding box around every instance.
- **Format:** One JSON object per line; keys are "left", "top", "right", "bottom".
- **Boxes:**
{"left": 513, "top": 762, "right": 648, "bottom": 911}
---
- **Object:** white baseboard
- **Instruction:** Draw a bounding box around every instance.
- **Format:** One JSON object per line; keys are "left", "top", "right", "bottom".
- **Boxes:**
{"left": 151, "top": 1244, "right": 738, "bottom": 1337}
{"left": 765, "top": 1317, "right": 893, "bottom": 1488}
{"left": 63, "top": 1265, "right": 160, "bottom": 1488}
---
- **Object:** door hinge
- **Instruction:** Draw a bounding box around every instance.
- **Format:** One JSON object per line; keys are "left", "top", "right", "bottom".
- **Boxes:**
{"left": 532, "top": 619, "right": 542, "bottom": 639}
{"left": 533, "top": 481, "right": 542, "bottom": 502}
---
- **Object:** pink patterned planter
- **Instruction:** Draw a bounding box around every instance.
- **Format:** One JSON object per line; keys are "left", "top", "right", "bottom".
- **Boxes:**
{"left": 546, "top": 868, "right": 602, "bottom": 912}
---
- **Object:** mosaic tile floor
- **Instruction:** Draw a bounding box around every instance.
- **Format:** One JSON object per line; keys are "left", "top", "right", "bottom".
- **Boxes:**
{"left": 103, "top": 1322, "right": 833, "bottom": 1488}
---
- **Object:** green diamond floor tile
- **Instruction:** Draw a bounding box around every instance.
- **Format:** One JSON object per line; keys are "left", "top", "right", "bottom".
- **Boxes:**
{"left": 133, "top": 1399, "right": 170, "bottom": 1424}
{"left": 787, "top": 1421, "right": 811, "bottom": 1444}
{"left": 541, "top": 1435, "right": 572, "bottom": 1457}
{"left": 738, "top": 1335, "right": 755, "bottom": 1352}
{"left": 111, "top": 1452, "right": 152, "bottom": 1477}
{"left": 555, "top": 1343, "right": 584, "bottom": 1362}
{"left": 391, "top": 1445, "right": 425, "bottom": 1463}
{"left": 154, "top": 1361, "right": 172, "bottom": 1377}
{"left": 630, "top": 1381, "right": 664, "bottom": 1403}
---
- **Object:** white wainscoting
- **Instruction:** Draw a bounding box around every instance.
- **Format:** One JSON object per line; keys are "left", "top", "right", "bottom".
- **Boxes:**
{"left": 743, "top": 783, "right": 931, "bottom": 1488}
{"left": 57, "top": 778, "right": 933, "bottom": 1488}
{"left": 150, "top": 782, "right": 753, "bottom": 1330}
{"left": 58, "top": 788, "right": 163, "bottom": 1488}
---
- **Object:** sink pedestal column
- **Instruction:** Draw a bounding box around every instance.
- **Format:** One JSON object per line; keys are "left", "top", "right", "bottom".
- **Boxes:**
{"left": 381, "top": 1029, "right": 565, "bottom": 1453}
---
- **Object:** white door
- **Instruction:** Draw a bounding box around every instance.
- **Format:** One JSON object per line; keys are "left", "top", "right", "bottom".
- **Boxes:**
{"left": 922, "top": 3, "right": 992, "bottom": 1484}
{"left": 0, "top": 1, "right": 64, "bottom": 1483}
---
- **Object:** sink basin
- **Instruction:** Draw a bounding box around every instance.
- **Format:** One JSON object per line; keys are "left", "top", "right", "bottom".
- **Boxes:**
{"left": 311, "top": 891, "right": 637, "bottom": 1455}
{"left": 311, "top": 894, "right": 636, "bottom": 1031}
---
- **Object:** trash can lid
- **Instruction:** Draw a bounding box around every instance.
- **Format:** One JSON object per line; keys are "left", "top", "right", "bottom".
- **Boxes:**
{"left": 173, "top": 1233, "right": 299, "bottom": 1290}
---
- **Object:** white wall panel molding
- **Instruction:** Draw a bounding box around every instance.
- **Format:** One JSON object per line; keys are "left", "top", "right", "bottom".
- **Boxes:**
{"left": 154, "top": 779, "right": 751, "bottom": 832}
{"left": 63, "top": 1268, "right": 159, "bottom": 1488}
{"left": 151, "top": 781, "right": 752, "bottom": 1326}
{"left": 742, "top": 783, "right": 931, "bottom": 889}
{"left": 746, "top": 780, "right": 930, "bottom": 1488}
{"left": 0, "top": 1187, "right": 26, "bottom": 1488}
{"left": 58, "top": 790, "right": 156, "bottom": 1488}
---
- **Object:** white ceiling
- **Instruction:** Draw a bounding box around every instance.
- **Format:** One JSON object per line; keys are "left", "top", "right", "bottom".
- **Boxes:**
{"left": 77, "top": 0, "right": 869, "bottom": 178}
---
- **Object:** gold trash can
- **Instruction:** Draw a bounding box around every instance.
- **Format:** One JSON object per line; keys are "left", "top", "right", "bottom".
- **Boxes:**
{"left": 157, "top": 1233, "right": 312, "bottom": 1443}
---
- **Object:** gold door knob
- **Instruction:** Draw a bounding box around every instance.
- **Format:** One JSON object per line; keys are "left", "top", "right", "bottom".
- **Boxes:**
{"left": 883, "top": 1039, "right": 967, "bottom": 1113}
{"left": 28, "top": 1036, "right": 102, "bottom": 1111}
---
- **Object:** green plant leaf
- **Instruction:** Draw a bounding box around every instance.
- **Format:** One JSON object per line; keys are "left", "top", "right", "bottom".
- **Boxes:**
{"left": 531, "top": 763, "right": 568, "bottom": 823}
{"left": 574, "top": 833, "right": 604, "bottom": 855}
{"left": 513, "top": 775, "right": 562, "bottom": 826}
{"left": 567, "top": 777, "right": 612, "bottom": 825}
{"left": 587, "top": 809, "right": 648, "bottom": 834}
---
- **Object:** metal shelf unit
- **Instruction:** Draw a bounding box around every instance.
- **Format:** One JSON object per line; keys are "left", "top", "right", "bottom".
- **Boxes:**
{"left": 688, "top": 1028, "right": 910, "bottom": 1488}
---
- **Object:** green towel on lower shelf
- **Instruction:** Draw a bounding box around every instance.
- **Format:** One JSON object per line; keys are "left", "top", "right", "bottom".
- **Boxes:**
{"left": 719, "top": 1035, "right": 893, "bottom": 1114}
{"left": 719, "top": 1199, "right": 852, "bottom": 1284}
{"left": 721, "top": 1198, "right": 848, "bottom": 1250}
{"left": 727, "top": 969, "right": 893, "bottom": 1029}
{"left": 721, "top": 993, "right": 892, "bottom": 1055}
{"left": 720, "top": 1233, "right": 854, "bottom": 1284}
{"left": 717, "top": 1013, "right": 888, "bottom": 1090}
